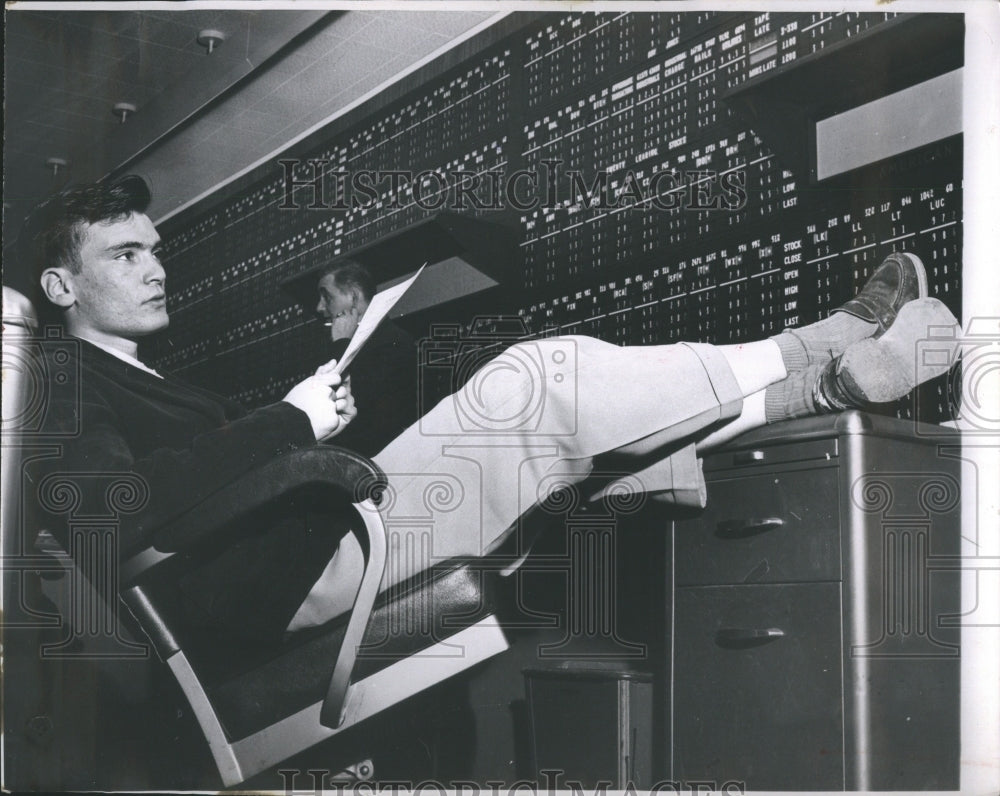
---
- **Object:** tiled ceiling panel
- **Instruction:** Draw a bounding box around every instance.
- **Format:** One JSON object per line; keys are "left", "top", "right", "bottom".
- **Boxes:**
{"left": 130, "top": 9, "right": 500, "bottom": 221}
{"left": 3, "top": 7, "right": 500, "bottom": 247}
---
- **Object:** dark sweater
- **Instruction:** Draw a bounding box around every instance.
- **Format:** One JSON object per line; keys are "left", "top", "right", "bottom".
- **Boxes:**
{"left": 30, "top": 337, "right": 344, "bottom": 640}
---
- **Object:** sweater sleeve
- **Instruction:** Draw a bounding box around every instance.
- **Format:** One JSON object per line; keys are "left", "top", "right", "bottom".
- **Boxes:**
{"left": 30, "top": 377, "right": 317, "bottom": 559}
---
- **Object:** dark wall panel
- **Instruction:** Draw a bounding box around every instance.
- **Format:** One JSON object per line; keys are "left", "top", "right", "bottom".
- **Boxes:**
{"left": 151, "top": 10, "right": 962, "bottom": 422}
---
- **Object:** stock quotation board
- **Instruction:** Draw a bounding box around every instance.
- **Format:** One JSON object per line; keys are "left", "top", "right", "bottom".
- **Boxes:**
{"left": 151, "top": 10, "right": 963, "bottom": 422}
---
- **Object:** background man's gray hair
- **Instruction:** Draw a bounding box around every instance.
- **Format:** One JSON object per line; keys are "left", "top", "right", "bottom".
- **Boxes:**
{"left": 320, "top": 261, "right": 376, "bottom": 303}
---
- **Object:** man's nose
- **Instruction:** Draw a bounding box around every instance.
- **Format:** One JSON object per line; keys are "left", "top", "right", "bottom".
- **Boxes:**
{"left": 145, "top": 254, "right": 166, "bottom": 285}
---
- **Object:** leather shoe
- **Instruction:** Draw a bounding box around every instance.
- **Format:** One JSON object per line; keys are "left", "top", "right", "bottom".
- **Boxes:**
{"left": 833, "top": 252, "right": 927, "bottom": 335}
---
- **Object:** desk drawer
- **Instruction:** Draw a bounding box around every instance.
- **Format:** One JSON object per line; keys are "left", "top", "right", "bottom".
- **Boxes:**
{"left": 702, "top": 436, "right": 838, "bottom": 473}
{"left": 675, "top": 465, "right": 840, "bottom": 586}
{"left": 673, "top": 582, "right": 844, "bottom": 789}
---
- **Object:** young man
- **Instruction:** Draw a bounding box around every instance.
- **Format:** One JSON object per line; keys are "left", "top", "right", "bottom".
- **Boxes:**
{"left": 18, "top": 175, "right": 959, "bottom": 639}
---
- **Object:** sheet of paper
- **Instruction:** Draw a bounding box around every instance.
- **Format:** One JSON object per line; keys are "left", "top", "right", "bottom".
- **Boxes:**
{"left": 334, "top": 264, "right": 426, "bottom": 374}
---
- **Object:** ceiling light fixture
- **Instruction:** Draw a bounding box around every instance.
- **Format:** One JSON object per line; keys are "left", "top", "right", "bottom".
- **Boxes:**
{"left": 113, "top": 102, "right": 137, "bottom": 124}
{"left": 197, "top": 29, "right": 226, "bottom": 54}
{"left": 46, "top": 157, "right": 68, "bottom": 177}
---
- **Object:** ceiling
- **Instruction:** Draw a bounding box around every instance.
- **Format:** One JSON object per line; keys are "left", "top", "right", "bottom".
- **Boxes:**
{"left": 3, "top": 6, "right": 502, "bottom": 250}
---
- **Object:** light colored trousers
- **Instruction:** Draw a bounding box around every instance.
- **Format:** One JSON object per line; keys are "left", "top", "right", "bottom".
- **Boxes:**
{"left": 289, "top": 336, "right": 743, "bottom": 629}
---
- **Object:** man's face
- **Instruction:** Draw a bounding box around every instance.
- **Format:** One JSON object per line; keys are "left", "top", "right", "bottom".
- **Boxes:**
{"left": 66, "top": 212, "right": 168, "bottom": 343}
{"left": 316, "top": 273, "right": 360, "bottom": 341}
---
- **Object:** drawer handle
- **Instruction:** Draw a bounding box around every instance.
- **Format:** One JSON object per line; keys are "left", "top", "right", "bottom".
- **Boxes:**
{"left": 715, "top": 517, "right": 785, "bottom": 539}
{"left": 715, "top": 628, "right": 785, "bottom": 649}
{"left": 732, "top": 450, "right": 766, "bottom": 465}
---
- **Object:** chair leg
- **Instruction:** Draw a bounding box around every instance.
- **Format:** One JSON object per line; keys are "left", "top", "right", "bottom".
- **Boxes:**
{"left": 229, "top": 617, "right": 509, "bottom": 785}
{"left": 165, "top": 650, "right": 244, "bottom": 786}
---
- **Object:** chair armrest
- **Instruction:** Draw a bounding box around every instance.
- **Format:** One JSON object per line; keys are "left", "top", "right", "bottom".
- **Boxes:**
{"left": 320, "top": 495, "right": 387, "bottom": 729}
{"left": 120, "top": 446, "right": 390, "bottom": 728}
{"left": 154, "top": 445, "right": 386, "bottom": 553}
{"left": 120, "top": 446, "right": 386, "bottom": 583}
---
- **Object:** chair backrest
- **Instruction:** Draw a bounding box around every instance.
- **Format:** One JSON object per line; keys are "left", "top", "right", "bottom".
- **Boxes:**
{"left": 1, "top": 286, "right": 50, "bottom": 621}
{"left": 2, "top": 287, "right": 39, "bottom": 540}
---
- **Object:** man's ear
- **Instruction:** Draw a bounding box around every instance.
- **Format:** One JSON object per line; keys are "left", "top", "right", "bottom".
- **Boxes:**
{"left": 350, "top": 286, "right": 368, "bottom": 314}
{"left": 40, "top": 268, "right": 76, "bottom": 308}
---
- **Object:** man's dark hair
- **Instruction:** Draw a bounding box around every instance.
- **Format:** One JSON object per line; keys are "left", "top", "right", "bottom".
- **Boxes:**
{"left": 18, "top": 174, "right": 152, "bottom": 283}
{"left": 320, "top": 261, "right": 377, "bottom": 303}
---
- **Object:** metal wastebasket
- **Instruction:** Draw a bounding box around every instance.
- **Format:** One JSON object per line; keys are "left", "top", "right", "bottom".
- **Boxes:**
{"left": 524, "top": 665, "right": 653, "bottom": 788}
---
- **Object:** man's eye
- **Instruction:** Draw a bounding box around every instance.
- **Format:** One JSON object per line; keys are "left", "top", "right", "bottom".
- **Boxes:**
{"left": 116, "top": 251, "right": 136, "bottom": 262}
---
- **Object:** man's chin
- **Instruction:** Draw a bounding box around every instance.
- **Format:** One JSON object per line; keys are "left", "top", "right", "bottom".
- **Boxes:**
{"left": 141, "top": 312, "right": 170, "bottom": 334}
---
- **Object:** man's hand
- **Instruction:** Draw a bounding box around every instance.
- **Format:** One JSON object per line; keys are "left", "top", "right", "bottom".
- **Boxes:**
{"left": 282, "top": 360, "right": 357, "bottom": 441}
{"left": 329, "top": 305, "right": 361, "bottom": 342}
